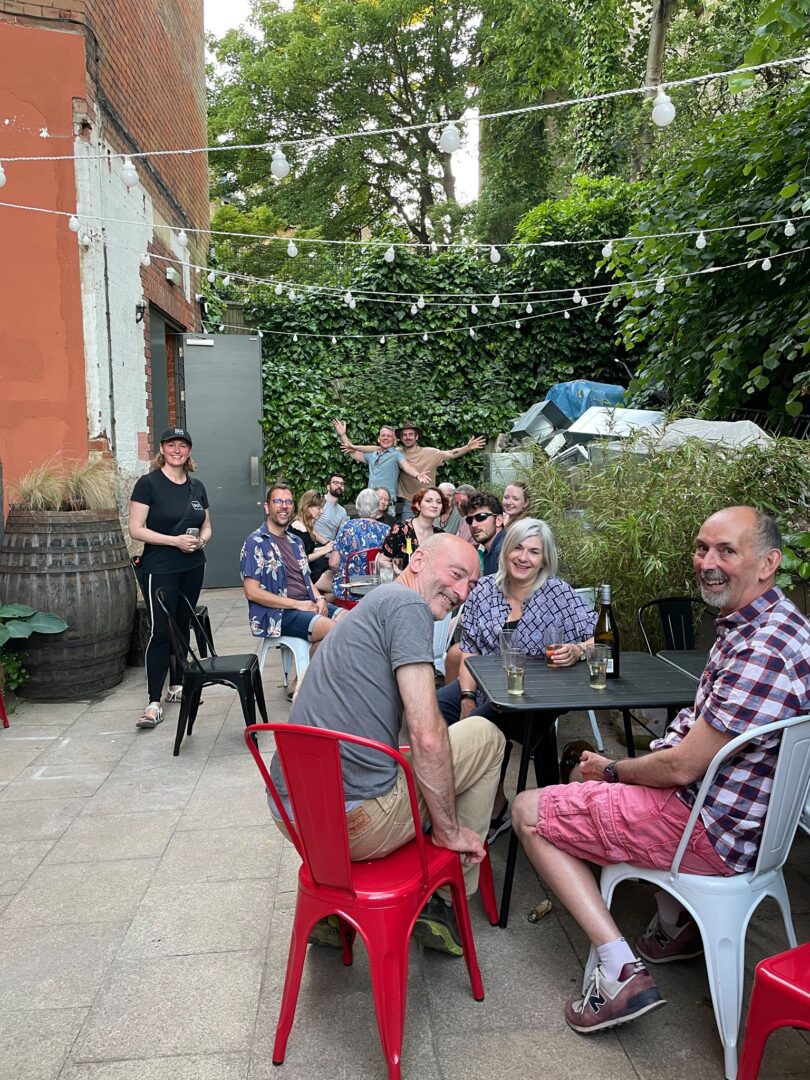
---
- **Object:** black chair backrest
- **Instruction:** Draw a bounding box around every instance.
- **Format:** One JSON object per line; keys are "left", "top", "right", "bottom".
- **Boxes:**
{"left": 154, "top": 586, "right": 216, "bottom": 675}
{"left": 637, "top": 596, "right": 715, "bottom": 653}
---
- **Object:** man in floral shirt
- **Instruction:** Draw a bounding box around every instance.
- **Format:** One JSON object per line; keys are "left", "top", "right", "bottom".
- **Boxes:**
{"left": 240, "top": 483, "right": 343, "bottom": 648}
{"left": 512, "top": 506, "right": 810, "bottom": 1035}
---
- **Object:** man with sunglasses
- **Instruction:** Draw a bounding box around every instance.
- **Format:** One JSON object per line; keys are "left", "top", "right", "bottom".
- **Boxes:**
{"left": 241, "top": 483, "right": 343, "bottom": 657}
{"left": 465, "top": 493, "right": 505, "bottom": 575}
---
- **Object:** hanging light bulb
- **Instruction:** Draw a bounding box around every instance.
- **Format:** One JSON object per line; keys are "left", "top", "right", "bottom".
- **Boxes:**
{"left": 470, "top": 304, "right": 478, "bottom": 315}
{"left": 344, "top": 290, "right": 353, "bottom": 306}
{"left": 68, "top": 214, "right": 80, "bottom": 233}
{"left": 207, "top": 270, "right": 216, "bottom": 283}
{"left": 331, "top": 335, "right": 337, "bottom": 345}
{"left": 761, "top": 257, "right": 772, "bottom": 271}
{"left": 0, "top": 162, "right": 7, "bottom": 187}
{"left": 572, "top": 290, "right": 581, "bottom": 304}
{"left": 79, "top": 232, "right": 92, "bottom": 248}
{"left": 422, "top": 332, "right": 428, "bottom": 342}
{"left": 695, "top": 231, "right": 707, "bottom": 250}
{"left": 383, "top": 245, "right": 395, "bottom": 263}
{"left": 655, "top": 277, "right": 666, "bottom": 293}
{"left": 438, "top": 122, "right": 462, "bottom": 154}
{"left": 525, "top": 303, "right": 533, "bottom": 314}
{"left": 293, "top": 333, "right": 298, "bottom": 342}
{"left": 469, "top": 327, "right": 476, "bottom": 338}
{"left": 270, "top": 144, "right": 290, "bottom": 180}
{"left": 380, "top": 335, "right": 386, "bottom": 344}
{"left": 416, "top": 295, "right": 426, "bottom": 309}
{"left": 140, "top": 254, "right": 151, "bottom": 268}
{"left": 258, "top": 330, "right": 264, "bottom": 339}
{"left": 515, "top": 320, "right": 521, "bottom": 329}
{"left": 410, "top": 304, "right": 418, "bottom": 315}
{"left": 223, "top": 275, "right": 231, "bottom": 286}
{"left": 651, "top": 88, "right": 676, "bottom": 128}
{"left": 580, "top": 295, "right": 589, "bottom": 307}
{"left": 492, "top": 294, "right": 501, "bottom": 308}
{"left": 349, "top": 297, "right": 357, "bottom": 310}
{"left": 177, "top": 229, "right": 189, "bottom": 248}
{"left": 564, "top": 310, "right": 570, "bottom": 320}
{"left": 287, "top": 240, "right": 298, "bottom": 258}
{"left": 489, "top": 246, "right": 501, "bottom": 264}
{"left": 685, "top": 277, "right": 692, "bottom": 287}
{"left": 784, "top": 220, "right": 796, "bottom": 238}
{"left": 288, "top": 288, "right": 296, "bottom": 301}
{"left": 430, "top": 241, "right": 438, "bottom": 254}
{"left": 275, "top": 283, "right": 284, "bottom": 296}
{"left": 120, "top": 156, "right": 139, "bottom": 187}
{"left": 601, "top": 240, "right": 613, "bottom": 258}
{"left": 219, "top": 324, "right": 225, "bottom": 332}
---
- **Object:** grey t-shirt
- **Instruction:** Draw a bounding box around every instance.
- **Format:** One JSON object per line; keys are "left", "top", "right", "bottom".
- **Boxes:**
{"left": 268, "top": 584, "right": 435, "bottom": 801}
{"left": 317, "top": 499, "right": 348, "bottom": 542}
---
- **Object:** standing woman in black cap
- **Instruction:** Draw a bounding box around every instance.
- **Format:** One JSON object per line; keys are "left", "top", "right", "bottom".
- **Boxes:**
{"left": 128, "top": 427, "right": 212, "bottom": 729}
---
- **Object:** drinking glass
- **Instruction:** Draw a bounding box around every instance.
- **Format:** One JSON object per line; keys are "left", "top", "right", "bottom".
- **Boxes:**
{"left": 379, "top": 562, "right": 394, "bottom": 583}
{"left": 545, "top": 624, "right": 565, "bottom": 666}
{"left": 586, "top": 643, "right": 611, "bottom": 689}
{"left": 499, "top": 628, "right": 518, "bottom": 662}
{"left": 503, "top": 647, "right": 527, "bottom": 695}
{"left": 368, "top": 557, "right": 380, "bottom": 585}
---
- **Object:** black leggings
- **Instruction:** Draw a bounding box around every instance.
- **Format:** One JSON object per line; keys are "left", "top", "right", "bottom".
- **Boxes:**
{"left": 140, "top": 566, "right": 205, "bottom": 703}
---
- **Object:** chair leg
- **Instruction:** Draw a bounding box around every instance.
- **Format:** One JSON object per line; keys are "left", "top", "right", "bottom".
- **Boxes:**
{"left": 273, "top": 894, "right": 318, "bottom": 1066}
{"left": 770, "top": 877, "right": 798, "bottom": 949}
{"left": 447, "top": 873, "right": 484, "bottom": 1002}
{"left": 253, "top": 668, "right": 269, "bottom": 723}
{"left": 185, "top": 685, "right": 204, "bottom": 738}
{"left": 478, "top": 849, "right": 499, "bottom": 926}
{"left": 0, "top": 687, "right": 9, "bottom": 729}
{"left": 364, "top": 912, "right": 412, "bottom": 1080}
{"left": 588, "top": 710, "right": 604, "bottom": 752}
{"left": 737, "top": 974, "right": 778, "bottom": 1080}
{"left": 236, "top": 682, "right": 257, "bottom": 728}
{"left": 702, "top": 922, "right": 747, "bottom": 1080}
{"left": 258, "top": 637, "right": 272, "bottom": 675}
{"left": 173, "top": 693, "right": 192, "bottom": 756}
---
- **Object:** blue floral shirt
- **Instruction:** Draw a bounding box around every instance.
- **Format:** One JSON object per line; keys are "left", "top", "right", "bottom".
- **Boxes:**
{"left": 332, "top": 518, "right": 391, "bottom": 599}
{"left": 240, "top": 524, "right": 317, "bottom": 638}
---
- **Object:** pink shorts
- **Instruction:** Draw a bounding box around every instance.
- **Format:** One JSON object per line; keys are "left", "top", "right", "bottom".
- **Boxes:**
{"left": 535, "top": 782, "right": 733, "bottom": 876}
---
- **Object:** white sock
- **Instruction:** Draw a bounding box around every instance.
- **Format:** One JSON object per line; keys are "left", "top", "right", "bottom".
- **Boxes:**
{"left": 596, "top": 937, "right": 636, "bottom": 981}
{"left": 655, "top": 890, "right": 686, "bottom": 935}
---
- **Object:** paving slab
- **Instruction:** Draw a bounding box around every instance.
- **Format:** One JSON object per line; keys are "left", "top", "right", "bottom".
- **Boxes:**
{"left": 60, "top": 1055, "right": 250, "bottom": 1080}
{"left": 36, "top": 731, "right": 134, "bottom": 766}
{"left": 44, "top": 810, "right": 182, "bottom": 865}
{"left": 152, "top": 824, "right": 282, "bottom": 885}
{"left": 0, "top": 838, "right": 54, "bottom": 892}
{"left": 0, "top": 1007, "right": 88, "bottom": 1080}
{"left": 0, "top": 760, "right": 115, "bottom": 801}
{"left": 0, "top": 796, "right": 85, "bottom": 842}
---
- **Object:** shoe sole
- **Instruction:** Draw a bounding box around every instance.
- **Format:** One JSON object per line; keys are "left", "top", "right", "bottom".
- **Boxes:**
{"left": 412, "top": 919, "right": 464, "bottom": 957}
{"left": 135, "top": 717, "right": 162, "bottom": 729}
{"left": 636, "top": 943, "right": 704, "bottom": 965}
{"left": 566, "top": 991, "right": 666, "bottom": 1034}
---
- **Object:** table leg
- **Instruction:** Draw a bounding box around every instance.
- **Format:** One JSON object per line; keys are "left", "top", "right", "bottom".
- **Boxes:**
{"left": 621, "top": 709, "right": 636, "bottom": 757}
{"left": 499, "top": 711, "right": 536, "bottom": 929}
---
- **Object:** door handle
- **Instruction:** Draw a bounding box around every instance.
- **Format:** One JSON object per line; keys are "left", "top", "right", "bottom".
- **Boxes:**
{"left": 250, "top": 456, "right": 259, "bottom": 486}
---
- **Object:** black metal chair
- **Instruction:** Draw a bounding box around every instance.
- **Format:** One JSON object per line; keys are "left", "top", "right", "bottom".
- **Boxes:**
{"left": 636, "top": 595, "right": 716, "bottom": 654}
{"left": 155, "top": 586, "right": 269, "bottom": 756}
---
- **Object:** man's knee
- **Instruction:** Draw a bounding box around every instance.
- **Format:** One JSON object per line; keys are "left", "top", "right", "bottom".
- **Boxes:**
{"left": 512, "top": 788, "right": 540, "bottom": 832}
{"left": 451, "top": 712, "right": 506, "bottom": 761}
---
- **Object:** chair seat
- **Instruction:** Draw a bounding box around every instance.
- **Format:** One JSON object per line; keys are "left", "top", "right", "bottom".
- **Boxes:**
{"left": 196, "top": 654, "right": 259, "bottom": 676}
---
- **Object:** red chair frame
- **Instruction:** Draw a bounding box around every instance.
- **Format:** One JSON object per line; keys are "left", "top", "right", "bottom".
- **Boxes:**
{"left": 333, "top": 545, "right": 382, "bottom": 610}
{"left": 244, "top": 722, "right": 490, "bottom": 1078}
{"left": 737, "top": 942, "right": 810, "bottom": 1080}
{"left": 0, "top": 685, "right": 8, "bottom": 728}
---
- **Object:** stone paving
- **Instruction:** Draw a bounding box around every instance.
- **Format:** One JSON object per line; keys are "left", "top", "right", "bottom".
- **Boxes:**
{"left": 0, "top": 586, "right": 808, "bottom": 1080}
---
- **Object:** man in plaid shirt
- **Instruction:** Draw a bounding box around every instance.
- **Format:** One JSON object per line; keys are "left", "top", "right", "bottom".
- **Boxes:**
{"left": 512, "top": 506, "right": 810, "bottom": 1035}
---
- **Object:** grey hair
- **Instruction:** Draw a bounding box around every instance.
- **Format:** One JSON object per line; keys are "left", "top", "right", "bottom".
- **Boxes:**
{"left": 752, "top": 509, "right": 782, "bottom": 554}
{"left": 495, "top": 517, "right": 559, "bottom": 596}
{"left": 355, "top": 487, "right": 381, "bottom": 518}
{"left": 439, "top": 482, "right": 456, "bottom": 496}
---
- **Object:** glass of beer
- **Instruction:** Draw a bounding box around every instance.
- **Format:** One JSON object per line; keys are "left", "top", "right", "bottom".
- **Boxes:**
{"left": 545, "top": 624, "right": 564, "bottom": 666}
{"left": 503, "top": 647, "right": 527, "bottom": 695}
{"left": 586, "top": 644, "right": 611, "bottom": 689}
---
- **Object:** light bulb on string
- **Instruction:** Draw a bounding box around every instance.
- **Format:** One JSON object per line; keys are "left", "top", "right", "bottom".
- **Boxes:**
{"left": 784, "top": 220, "right": 796, "bottom": 238}
{"left": 223, "top": 275, "right": 231, "bottom": 286}
{"left": 651, "top": 88, "right": 676, "bottom": 128}
{"left": 0, "top": 162, "right": 6, "bottom": 187}
{"left": 140, "top": 254, "right": 151, "bottom": 268}
{"left": 207, "top": 271, "right": 216, "bottom": 283}
{"left": 655, "top": 277, "right": 666, "bottom": 293}
{"left": 515, "top": 320, "right": 521, "bottom": 329}
{"left": 601, "top": 240, "right": 613, "bottom": 258}
{"left": 288, "top": 288, "right": 296, "bottom": 301}
{"left": 525, "top": 303, "right": 533, "bottom": 314}
{"left": 331, "top": 336, "right": 337, "bottom": 345}
{"left": 695, "top": 231, "right": 707, "bottom": 250}
{"left": 380, "top": 336, "right": 386, "bottom": 344}
{"left": 410, "top": 304, "right": 418, "bottom": 315}
{"left": 438, "top": 122, "right": 462, "bottom": 154}
{"left": 68, "top": 214, "right": 80, "bottom": 233}
{"left": 470, "top": 304, "right": 478, "bottom": 315}
{"left": 416, "top": 295, "right": 425, "bottom": 309}
{"left": 685, "top": 277, "right": 692, "bottom": 287}
{"left": 564, "top": 311, "right": 570, "bottom": 320}
{"left": 572, "top": 290, "right": 581, "bottom": 304}
{"left": 430, "top": 241, "right": 438, "bottom": 254}
{"left": 492, "top": 294, "right": 500, "bottom": 308}
{"left": 287, "top": 240, "right": 298, "bottom": 258}
{"left": 422, "top": 332, "right": 428, "bottom": 342}
{"left": 293, "top": 333, "right": 298, "bottom": 342}
{"left": 762, "top": 257, "right": 772, "bottom": 271}
{"left": 469, "top": 327, "right": 476, "bottom": 338}
{"left": 344, "top": 291, "right": 353, "bottom": 306}
{"left": 270, "top": 144, "right": 290, "bottom": 180}
{"left": 383, "top": 245, "right": 395, "bottom": 263}
{"left": 349, "top": 297, "right": 357, "bottom": 310}
{"left": 580, "top": 295, "right": 589, "bottom": 307}
{"left": 258, "top": 330, "right": 264, "bottom": 339}
{"left": 121, "top": 157, "right": 139, "bottom": 188}
{"left": 489, "top": 246, "right": 501, "bottom": 264}
{"left": 275, "top": 283, "right": 284, "bottom": 296}
{"left": 79, "top": 233, "right": 92, "bottom": 249}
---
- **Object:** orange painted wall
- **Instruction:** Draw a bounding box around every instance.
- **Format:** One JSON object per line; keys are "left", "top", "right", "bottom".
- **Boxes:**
{"left": 0, "top": 21, "right": 88, "bottom": 512}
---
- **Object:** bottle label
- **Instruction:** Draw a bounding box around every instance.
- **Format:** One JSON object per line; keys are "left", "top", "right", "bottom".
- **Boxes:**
{"left": 605, "top": 658, "right": 614, "bottom": 674}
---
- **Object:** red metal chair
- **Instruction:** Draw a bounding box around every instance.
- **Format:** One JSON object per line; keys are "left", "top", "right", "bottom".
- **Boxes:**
{"left": 332, "top": 546, "right": 383, "bottom": 610}
{"left": 737, "top": 942, "right": 810, "bottom": 1080}
{"left": 244, "top": 722, "right": 489, "bottom": 1078}
{"left": 0, "top": 685, "right": 9, "bottom": 728}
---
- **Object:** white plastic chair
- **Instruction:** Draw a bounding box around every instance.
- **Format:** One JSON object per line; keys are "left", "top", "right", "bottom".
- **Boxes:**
{"left": 258, "top": 635, "right": 311, "bottom": 687}
{"left": 582, "top": 712, "right": 810, "bottom": 1080}
{"left": 433, "top": 603, "right": 464, "bottom": 677}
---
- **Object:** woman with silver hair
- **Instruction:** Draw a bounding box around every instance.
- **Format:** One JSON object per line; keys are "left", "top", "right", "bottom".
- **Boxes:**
{"left": 437, "top": 517, "right": 596, "bottom": 840}
{"left": 329, "top": 488, "right": 391, "bottom": 599}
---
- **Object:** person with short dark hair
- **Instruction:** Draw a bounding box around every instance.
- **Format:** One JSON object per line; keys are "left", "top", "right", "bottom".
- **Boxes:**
{"left": 333, "top": 421, "right": 430, "bottom": 517}
{"left": 317, "top": 474, "right": 348, "bottom": 542}
{"left": 129, "top": 427, "right": 212, "bottom": 730}
{"left": 465, "top": 493, "right": 505, "bottom": 574}
{"left": 240, "top": 483, "right": 343, "bottom": 655}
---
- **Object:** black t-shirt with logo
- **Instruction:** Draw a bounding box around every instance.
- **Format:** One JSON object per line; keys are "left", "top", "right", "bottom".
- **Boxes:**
{"left": 131, "top": 470, "right": 209, "bottom": 574}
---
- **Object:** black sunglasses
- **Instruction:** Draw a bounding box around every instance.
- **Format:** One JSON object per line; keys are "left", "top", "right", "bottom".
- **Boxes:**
{"left": 465, "top": 511, "right": 496, "bottom": 525}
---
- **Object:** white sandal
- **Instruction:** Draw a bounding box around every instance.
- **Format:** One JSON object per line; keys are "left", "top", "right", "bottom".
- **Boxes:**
{"left": 136, "top": 703, "right": 163, "bottom": 729}
{"left": 166, "top": 686, "right": 183, "bottom": 703}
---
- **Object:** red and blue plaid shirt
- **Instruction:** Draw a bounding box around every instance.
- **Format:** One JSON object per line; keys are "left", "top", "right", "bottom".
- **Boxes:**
{"left": 650, "top": 587, "right": 810, "bottom": 873}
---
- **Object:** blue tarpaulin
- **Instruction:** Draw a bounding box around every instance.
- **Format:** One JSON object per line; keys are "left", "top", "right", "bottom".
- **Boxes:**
{"left": 546, "top": 380, "right": 625, "bottom": 421}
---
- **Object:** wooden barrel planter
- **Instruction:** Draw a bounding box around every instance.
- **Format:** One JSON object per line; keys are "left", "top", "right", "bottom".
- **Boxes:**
{"left": 0, "top": 508, "right": 136, "bottom": 701}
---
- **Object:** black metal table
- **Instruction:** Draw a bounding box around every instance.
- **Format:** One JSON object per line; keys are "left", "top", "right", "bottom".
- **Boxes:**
{"left": 465, "top": 651, "right": 699, "bottom": 927}
{"left": 657, "top": 649, "right": 707, "bottom": 682}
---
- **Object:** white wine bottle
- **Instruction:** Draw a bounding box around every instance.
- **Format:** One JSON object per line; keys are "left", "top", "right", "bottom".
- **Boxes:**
{"left": 594, "top": 583, "right": 621, "bottom": 679}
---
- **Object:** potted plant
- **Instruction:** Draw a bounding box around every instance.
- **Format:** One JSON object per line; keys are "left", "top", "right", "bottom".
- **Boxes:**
{"left": 0, "top": 459, "right": 136, "bottom": 701}
{"left": 0, "top": 604, "right": 68, "bottom": 705}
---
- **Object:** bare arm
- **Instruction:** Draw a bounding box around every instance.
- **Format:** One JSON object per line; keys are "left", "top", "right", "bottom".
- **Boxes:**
{"left": 243, "top": 576, "right": 320, "bottom": 614}
{"left": 579, "top": 716, "right": 733, "bottom": 788}
{"left": 438, "top": 435, "right": 487, "bottom": 463}
{"left": 397, "top": 458, "right": 431, "bottom": 483}
{"left": 333, "top": 418, "right": 375, "bottom": 458}
{"left": 396, "top": 662, "right": 486, "bottom": 863}
{"left": 129, "top": 500, "right": 198, "bottom": 554}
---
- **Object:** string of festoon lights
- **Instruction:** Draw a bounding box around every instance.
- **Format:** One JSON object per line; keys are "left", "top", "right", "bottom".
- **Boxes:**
{"left": 0, "top": 51, "right": 806, "bottom": 196}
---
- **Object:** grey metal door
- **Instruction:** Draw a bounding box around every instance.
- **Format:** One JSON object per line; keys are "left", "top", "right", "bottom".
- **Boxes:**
{"left": 182, "top": 333, "right": 264, "bottom": 587}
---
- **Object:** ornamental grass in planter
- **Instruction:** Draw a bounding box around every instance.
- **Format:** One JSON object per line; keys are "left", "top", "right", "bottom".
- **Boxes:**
{"left": 0, "top": 459, "right": 136, "bottom": 701}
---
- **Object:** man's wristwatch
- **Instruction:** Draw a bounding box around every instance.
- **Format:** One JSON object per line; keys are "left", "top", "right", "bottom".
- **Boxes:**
{"left": 603, "top": 761, "right": 621, "bottom": 784}
{"left": 460, "top": 689, "right": 477, "bottom": 701}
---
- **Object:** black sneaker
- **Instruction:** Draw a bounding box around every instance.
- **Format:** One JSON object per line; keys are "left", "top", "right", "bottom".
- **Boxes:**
{"left": 413, "top": 894, "right": 464, "bottom": 957}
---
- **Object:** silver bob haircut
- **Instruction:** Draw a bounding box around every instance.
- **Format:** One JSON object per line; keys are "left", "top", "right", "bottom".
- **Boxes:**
{"left": 355, "top": 487, "right": 381, "bottom": 518}
{"left": 495, "top": 517, "right": 558, "bottom": 596}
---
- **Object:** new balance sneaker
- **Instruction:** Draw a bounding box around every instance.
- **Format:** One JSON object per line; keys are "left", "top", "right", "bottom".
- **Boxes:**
{"left": 412, "top": 894, "right": 464, "bottom": 957}
{"left": 636, "top": 912, "right": 704, "bottom": 964}
{"left": 565, "top": 960, "right": 665, "bottom": 1034}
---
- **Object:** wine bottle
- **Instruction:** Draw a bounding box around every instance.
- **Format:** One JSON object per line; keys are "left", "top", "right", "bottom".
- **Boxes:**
{"left": 594, "top": 583, "right": 621, "bottom": 679}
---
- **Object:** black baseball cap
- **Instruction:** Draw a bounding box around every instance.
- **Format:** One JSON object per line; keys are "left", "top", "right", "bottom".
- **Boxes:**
{"left": 160, "top": 427, "right": 192, "bottom": 447}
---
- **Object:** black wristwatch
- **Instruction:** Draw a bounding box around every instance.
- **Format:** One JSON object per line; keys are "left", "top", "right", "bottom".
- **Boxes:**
{"left": 603, "top": 761, "right": 621, "bottom": 784}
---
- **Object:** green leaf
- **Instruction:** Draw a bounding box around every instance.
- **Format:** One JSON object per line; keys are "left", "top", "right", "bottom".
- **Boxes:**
{"left": 25, "top": 612, "right": 68, "bottom": 635}
{"left": 779, "top": 182, "right": 799, "bottom": 199}
{"left": 5, "top": 620, "right": 34, "bottom": 639}
{"left": 0, "top": 604, "right": 36, "bottom": 619}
